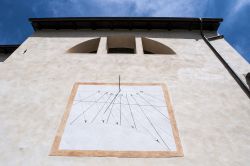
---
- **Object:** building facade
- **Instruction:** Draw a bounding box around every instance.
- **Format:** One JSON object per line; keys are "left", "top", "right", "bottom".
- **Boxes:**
{"left": 0, "top": 17, "right": 250, "bottom": 165}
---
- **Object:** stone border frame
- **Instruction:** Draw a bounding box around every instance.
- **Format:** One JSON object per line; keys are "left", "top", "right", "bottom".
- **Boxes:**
{"left": 50, "top": 82, "right": 183, "bottom": 158}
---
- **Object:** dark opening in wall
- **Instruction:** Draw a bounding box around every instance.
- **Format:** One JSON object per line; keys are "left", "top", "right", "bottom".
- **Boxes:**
{"left": 68, "top": 38, "right": 100, "bottom": 53}
{"left": 107, "top": 35, "right": 135, "bottom": 54}
{"left": 142, "top": 37, "right": 176, "bottom": 55}
{"left": 143, "top": 50, "right": 154, "bottom": 54}
{"left": 108, "top": 48, "right": 135, "bottom": 53}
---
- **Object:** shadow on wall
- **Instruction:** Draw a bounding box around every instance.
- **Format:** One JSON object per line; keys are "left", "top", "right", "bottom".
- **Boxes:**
{"left": 246, "top": 73, "right": 250, "bottom": 89}
{"left": 67, "top": 36, "right": 176, "bottom": 55}
{"left": 142, "top": 37, "right": 176, "bottom": 54}
{"left": 67, "top": 38, "right": 100, "bottom": 53}
{"left": 31, "top": 30, "right": 217, "bottom": 40}
{"left": 0, "top": 45, "right": 20, "bottom": 62}
{"left": 107, "top": 35, "right": 136, "bottom": 53}
{"left": 0, "top": 54, "right": 11, "bottom": 62}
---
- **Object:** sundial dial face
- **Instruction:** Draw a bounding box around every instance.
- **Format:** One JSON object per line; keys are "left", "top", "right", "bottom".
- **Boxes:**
{"left": 50, "top": 82, "right": 183, "bottom": 157}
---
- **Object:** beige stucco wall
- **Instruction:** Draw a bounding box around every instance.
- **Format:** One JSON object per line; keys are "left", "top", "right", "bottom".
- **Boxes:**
{"left": 0, "top": 29, "right": 249, "bottom": 166}
{"left": 210, "top": 38, "right": 250, "bottom": 86}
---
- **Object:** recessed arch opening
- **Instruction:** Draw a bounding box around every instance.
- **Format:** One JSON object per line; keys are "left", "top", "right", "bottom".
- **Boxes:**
{"left": 142, "top": 37, "right": 176, "bottom": 55}
{"left": 107, "top": 35, "right": 136, "bottom": 54}
{"left": 68, "top": 38, "right": 100, "bottom": 53}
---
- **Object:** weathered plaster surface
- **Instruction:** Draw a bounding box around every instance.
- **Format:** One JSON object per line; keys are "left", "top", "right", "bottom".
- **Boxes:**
{"left": 210, "top": 38, "right": 250, "bottom": 85}
{"left": 0, "top": 30, "right": 249, "bottom": 165}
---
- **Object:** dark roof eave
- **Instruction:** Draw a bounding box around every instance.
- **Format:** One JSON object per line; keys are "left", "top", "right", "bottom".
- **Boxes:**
{"left": 29, "top": 17, "right": 223, "bottom": 31}
{"left": 0, "top": 45, "right": 20, "bottom": 54}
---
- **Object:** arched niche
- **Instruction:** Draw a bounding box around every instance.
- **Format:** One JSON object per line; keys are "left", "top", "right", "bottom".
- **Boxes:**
{"left": 107, "top": 35, "right": 136, "bottom": 53}
{"left": 68, "top": 38, "right": 100, "bottom": 53}
{"left": 142, "top": 37, "right": 176, "bottom": 54}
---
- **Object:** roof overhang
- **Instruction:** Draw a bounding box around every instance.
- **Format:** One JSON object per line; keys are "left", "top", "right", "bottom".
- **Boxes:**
{"left": 29, "top": 17, "right": 223, "bottom": 31}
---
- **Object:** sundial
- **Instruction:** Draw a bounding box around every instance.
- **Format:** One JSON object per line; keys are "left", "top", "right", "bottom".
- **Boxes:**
{"left": 50, "top": 77, "right": 183, "bottom": 157}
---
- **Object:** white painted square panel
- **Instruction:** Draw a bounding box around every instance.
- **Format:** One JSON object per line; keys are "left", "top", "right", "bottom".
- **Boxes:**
{"left": 51, "top": 83, "right": 183, "bottom": 157}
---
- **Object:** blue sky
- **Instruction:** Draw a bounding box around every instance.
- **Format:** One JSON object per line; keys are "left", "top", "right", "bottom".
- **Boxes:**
{"left": 0, "top": 0, "right": 250, "bottom": 62}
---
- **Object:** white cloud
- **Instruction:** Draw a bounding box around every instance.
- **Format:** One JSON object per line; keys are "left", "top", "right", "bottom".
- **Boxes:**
{"left": 147, "top": 0, "right": 208, "bottom": 17}
{"left": 233, "top": 0, "right": 250, "bottom": 13}
{"left": 47, "top": 0, "right": 209, "bottom": 17}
